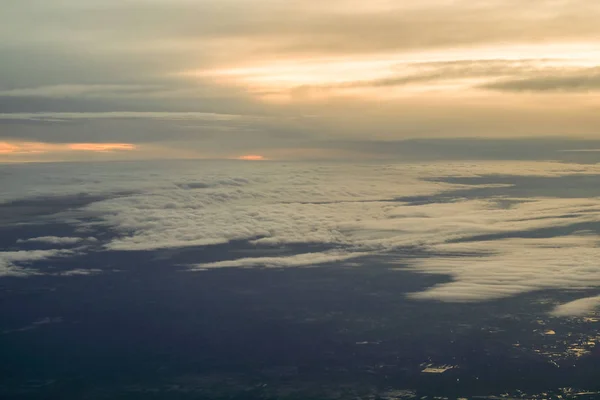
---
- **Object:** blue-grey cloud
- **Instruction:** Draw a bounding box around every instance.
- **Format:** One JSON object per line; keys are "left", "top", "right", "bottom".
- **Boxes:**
{"left": 483, "top": 70, "right": 600, "bottom": 92}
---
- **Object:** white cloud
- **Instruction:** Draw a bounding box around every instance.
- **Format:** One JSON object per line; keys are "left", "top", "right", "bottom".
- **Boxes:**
{"left": 17, "top": 236, "right": 85, "bottom": 245}
{"left": 404, "top": 235, "right": 600, "bottom": 303}
{"left": 76, "top": 161, "right": 600, "bottom": 252}
{"left": 0, "top": 249, "right": 73, "bottom": 277}
{"left": 551, "top": 296, "right": 600, "bottom": 317}
{"left": 81, "top": 163, "right": 458, "bottom": 251}
{"left": 57, "top": 269, "right": 103, "bottom": 276}
{"left": 66, "top": 160, "right": 600, "bottom": 314}
{"left": 0, "top": 248, "right": 100, "bottom": 277}
{"left": 193, "top": 251, "right": 367, "bottom": 270}
{"left": 4, "top": 158, "right": 600, "bottom": 313}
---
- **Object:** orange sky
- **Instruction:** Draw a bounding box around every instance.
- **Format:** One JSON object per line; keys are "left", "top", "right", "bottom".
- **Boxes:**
{"left": 237, "top": 155, "right": 266, "bottom": 161}
{"left": 0, "top": 141, "right": 136, "bottom": 159}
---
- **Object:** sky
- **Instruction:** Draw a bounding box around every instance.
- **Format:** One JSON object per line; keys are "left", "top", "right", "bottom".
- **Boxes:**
{"left": 2, "top": 0, "right": 600, "bottom": 162}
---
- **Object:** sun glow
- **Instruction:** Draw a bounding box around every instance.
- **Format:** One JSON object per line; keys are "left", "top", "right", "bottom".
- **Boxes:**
{"left": 237, "top": 155, "right": 266, "bottom": 161}
{"left": 67, "top": 143, "right": 136, "bottom": 152}
{"left": 183, "top": 42, "right": 600, "bottom": 102}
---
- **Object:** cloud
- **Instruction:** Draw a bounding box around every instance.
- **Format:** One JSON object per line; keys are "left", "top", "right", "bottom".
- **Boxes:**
{"left": 482, "top": 70, "right": 600, "bottom": 92}
{"left": 57, "top": 269, "right": 103, "bottom": 276}
{"left": 67, "top": 143, "right": 135, "bottom": 152}
{"left": 195, "top": 52, "right": 600, "bottom": 103}
{"left": 0, "top": 84, "right": 159, "bottom": 98}
{"left": 80, "top": 162, "right": 466, "bottom": 251}
{"left": 0, "top": 112, "right": 242, "bottom": 122}
{"left": 551, "top": 296, "right": 600, "bottom": 317}
{"left": 17, "top": 236, "right": 86, "bottom": 245}
{"left": 0, "top": 249, "right": 72, "bottom": 277}
{"left": 4, "top": 158, "right": 600, "bottom": 319}
{"left": 2, "top": 1, "right": 600, "bottom": 156}
{"left": 193, "top": 251, "right": 367, "bottom": 270}
{"left": 6, "top": 0, "right": 600, "bottom": 59}
{"left": 54, "top": 161, "right": 599, "bottom": 253}
{"left": 0, "top": 142, "right": 19, "bottom": 154}
{"left": 405, "top": 235, "right": 600, "bottom": 303}
{"left": 2, "top": 317, "right": 63, "bottom": 335}
{"left": 28, "top": 160, "right": 594, "bottom": 314}
{"left": 0, "top": 141, "right": 136, "bottom": 156}
{"left": 560, "top": 149, "right": 600, "bottom": 153}
{"left": 215, "top": 58, "right": 569, "bottom": 94}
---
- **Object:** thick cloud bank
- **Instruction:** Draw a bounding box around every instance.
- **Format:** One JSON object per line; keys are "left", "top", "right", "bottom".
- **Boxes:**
{"left": 406, "top": 235, "right": 600, "bottom": 302}
{"left": 551, "top": 296, "right": 600, "bottom": 317}
{"left": 3, "top": 160, "right": 600, "bottom": 316}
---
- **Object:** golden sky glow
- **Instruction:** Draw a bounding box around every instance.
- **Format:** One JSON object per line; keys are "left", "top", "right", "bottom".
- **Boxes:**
{"left": 67, "top": 143, "right": 136, "bottom": 152}
{"left": 0, "top": 141, "right": 136, "bottom": 156}
{"left": 3, "top": 0, "right": 600, "bottom": 161}
{"left": 186, "top": 42, "right": 600, "bottom": 102}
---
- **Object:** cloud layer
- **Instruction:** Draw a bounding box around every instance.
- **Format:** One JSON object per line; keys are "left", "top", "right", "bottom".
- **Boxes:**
{"left": 2, "top": 159, "right": 590, "bottom": 316}
{"left": 3, "top": 158, "right": 600, "bottom": 317}
{"left": 551, "top": 296, "right": 600, "bottom": 317}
